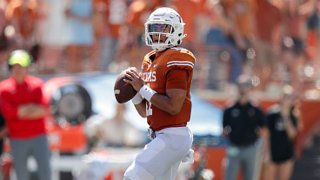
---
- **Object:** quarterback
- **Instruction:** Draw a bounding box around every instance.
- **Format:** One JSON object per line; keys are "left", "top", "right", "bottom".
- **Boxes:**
{"left": 123, "top": 7, "right": 196, "bottom": 180}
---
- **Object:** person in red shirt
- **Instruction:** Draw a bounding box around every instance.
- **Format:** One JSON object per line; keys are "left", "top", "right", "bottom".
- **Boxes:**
{"left": 0, "top": 50, "right": 51, "bottom": 180}
{"left": 123, "top": 7, "right": 195, "bottom": 180}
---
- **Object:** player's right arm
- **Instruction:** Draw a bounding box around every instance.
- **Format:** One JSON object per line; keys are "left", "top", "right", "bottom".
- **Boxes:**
{"left": 145, "top": 74, "right": 187, "bottom": 115}
{"left": 123, "top": 67, "right": 147, "bottom": 118}
{"left": 125, "top": 66, "right": 188, "bottom": 116}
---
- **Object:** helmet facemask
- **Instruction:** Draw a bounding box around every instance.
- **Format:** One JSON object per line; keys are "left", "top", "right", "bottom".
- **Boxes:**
{"left": 145, "top": 8, "right": 186, "bottom": 52}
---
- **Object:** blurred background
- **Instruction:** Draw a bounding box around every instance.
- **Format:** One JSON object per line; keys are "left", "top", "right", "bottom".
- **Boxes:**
{"left": 1, "top": 0, "right": 320, "bottom": 93}
{"left": 1, "top": 0, "right": 320, "bottom": 180}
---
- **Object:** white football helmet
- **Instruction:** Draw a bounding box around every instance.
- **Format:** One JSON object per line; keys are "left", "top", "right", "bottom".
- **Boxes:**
{"left": 145, "top": 7, "right": 186, "bottom": 51}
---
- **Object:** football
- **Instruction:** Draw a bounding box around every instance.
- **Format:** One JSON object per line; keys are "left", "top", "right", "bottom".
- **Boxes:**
{"left": 114, "top": 71, "right": 137, "bottom": 103}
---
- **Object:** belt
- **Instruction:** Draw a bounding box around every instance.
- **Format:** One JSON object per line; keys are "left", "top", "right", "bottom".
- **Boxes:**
{"left": 148, "top": 126, "right": 190, "bottom": 140}
{"left": 147, "top": 128, "right": 157, "bottom": 140}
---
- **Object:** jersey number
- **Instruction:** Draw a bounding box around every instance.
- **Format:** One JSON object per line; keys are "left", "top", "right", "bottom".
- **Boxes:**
{"left": 146, "top": 101, "right": 153, "bottom": 116}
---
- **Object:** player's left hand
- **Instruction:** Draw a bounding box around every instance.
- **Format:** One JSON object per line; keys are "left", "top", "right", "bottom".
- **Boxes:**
{"left": 123, "top": 67, "right": 144, "bottom": 91}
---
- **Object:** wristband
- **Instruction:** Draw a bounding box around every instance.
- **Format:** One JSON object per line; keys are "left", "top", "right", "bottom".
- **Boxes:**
{"left": 139, "top": 85, "right": 156, "bottom": 102}
{"left": 132, "top": 93, "right": 143, "bottom": 105}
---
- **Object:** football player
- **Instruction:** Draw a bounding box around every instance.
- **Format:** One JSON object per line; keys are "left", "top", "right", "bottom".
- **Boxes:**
{"left": 123, "top": 7, "right": 196, "bottom": 180}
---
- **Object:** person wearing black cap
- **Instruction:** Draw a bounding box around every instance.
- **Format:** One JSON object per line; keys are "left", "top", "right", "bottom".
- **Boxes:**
{"left": 0, "top": 50, "right": 51, "bottom": 180}
{"left": 222, "top": 75, "right": 267, "bottom": 180}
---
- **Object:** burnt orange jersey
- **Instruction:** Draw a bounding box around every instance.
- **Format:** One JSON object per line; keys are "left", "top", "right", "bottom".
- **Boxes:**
{"left": 141, "top": 47, "right": 196, "bottom": 131}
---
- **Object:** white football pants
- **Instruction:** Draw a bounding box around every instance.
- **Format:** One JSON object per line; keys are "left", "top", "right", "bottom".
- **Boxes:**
{"left": 124, "top": 127, "right": 193, "bottom": 180}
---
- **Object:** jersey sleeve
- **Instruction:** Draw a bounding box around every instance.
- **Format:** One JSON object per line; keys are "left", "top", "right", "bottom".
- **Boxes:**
{"left": 166, "top": 69, "right": 188, "bottom": 90}
{"left": 164, "top": 49, "right": 196, "bottom": 74}
{"left": 0, "top": 90, "right": 19, "bottom": 120}
{"left": 141, "top": 51, "right": 154, "bottom": 71}
{"left": 33, "top": 83, "right": 48, "bottom": 107}
{"left": 30, "top": 77, "right": 48, "bottom": 107}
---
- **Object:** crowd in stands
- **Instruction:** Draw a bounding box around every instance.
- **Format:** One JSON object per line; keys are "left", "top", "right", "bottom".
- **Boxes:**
{"left": 0, "top": 1, "right": 318, "bottom": 179}
{"left": 0, "top": 0, "right": 320, "bottom": 93}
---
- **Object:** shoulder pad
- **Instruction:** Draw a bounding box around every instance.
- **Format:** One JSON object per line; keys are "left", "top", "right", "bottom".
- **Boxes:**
{"left": 164, "top": 48, "right": 196, "bottom": 71}
{"left": 169, "top": 47, "right": 195, "bottom": 58}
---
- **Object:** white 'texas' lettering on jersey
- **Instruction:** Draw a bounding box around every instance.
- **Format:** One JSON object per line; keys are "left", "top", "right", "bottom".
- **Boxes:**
{"left": 142, "top": 72, "right": 157, "bottom": 82}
